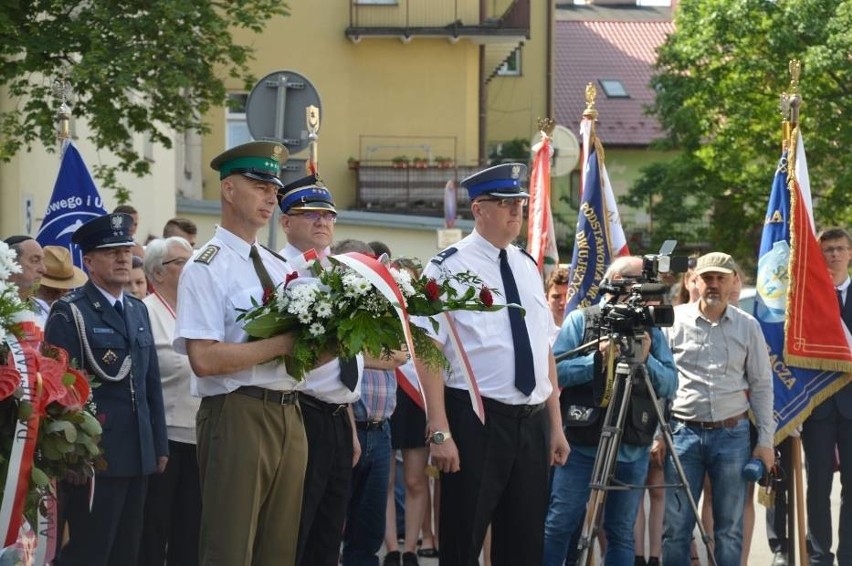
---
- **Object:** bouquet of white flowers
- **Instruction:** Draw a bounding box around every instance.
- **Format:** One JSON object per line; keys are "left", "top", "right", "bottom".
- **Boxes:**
{"left": 236, "top": 253, "right": 508, "bottom": 380}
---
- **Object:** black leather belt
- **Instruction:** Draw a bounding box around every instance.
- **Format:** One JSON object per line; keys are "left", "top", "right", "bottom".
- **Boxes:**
{"left": 234, "top": 386, "right": 297, "bottom": 405}
{"left": 673, "top": 411, "right": 748, "bottom": 430}
{"left": 298, "top": 393, "right": 348, "bottom": 416}
{"left": 355, "top": 420, "right": 386, "bottom": 431}
{"left": 482, "top": 397, "right": 545, "bottom": 419}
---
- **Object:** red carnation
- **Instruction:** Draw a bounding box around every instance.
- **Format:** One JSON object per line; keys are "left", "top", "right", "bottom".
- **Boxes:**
{"left": 285, "top": 272, "right": 299, "bottom": 285}
{"left": 262, "top": 287, "right": 274, "bottom": 305}
{"left": 424, "top": 279, "right": 441, "bottom": 302}
{"left": 479, "top": 286, "right": 494, "bottom": 307}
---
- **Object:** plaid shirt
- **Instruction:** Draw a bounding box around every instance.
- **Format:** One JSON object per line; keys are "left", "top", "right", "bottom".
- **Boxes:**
{"left": 352, "top": 368, "right": 397, "bottom": 422}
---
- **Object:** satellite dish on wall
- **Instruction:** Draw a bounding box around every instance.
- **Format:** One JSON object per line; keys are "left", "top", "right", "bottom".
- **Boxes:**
{"left": 531, "top": 124, "right": 580, "bottom": 177}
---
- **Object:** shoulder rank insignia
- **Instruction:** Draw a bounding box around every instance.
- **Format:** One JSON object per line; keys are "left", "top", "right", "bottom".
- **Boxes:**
{"left": 195, "top": 244, "right": 220, "bottom": 265}
{"left": 430, "top": 247, "right": 458, "bottom": 265}
{"left": 519, "top": 247, "right": 538, "bottom": 266}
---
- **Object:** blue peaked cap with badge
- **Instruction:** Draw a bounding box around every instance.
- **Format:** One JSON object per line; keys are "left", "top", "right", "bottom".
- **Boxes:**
{"left": 72, "top": 213, "right": 136, "bottom": 254}
{"left": 278, "top": 174, "right": 337, "bottom": 214}
{"left": 460, "top": 162, "right": 529, "bottom": 200}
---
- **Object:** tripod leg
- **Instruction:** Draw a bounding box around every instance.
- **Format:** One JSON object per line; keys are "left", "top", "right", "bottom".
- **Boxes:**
{"left": 638, "top": 365, "right": 718, "bottom": 566}
{"left": 576, "top": 363, "right": 634, "bottom": 566}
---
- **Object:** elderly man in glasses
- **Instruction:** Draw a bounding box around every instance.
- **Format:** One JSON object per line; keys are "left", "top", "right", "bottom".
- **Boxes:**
{"left": 277, "top": 175, "right": 364, "bottom": 566}
{"left": 278, "top": 175, "right": 338, "bottom": 268}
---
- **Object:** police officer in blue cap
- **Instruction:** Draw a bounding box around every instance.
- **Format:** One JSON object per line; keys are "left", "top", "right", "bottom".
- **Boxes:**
{"left": 276, "top": 174, "right": 364, "bottom": 566}
{"left": 46, "top": 212, "right": 168, "bottom": 566}
{"left": 175, "top": 141, "right": 312, "bottom": 565}
{"left": 413, "top": 163, "right": 570, "bottom": 566}
{"left": 277, "top": 174, "right": 338, "bottom": 267}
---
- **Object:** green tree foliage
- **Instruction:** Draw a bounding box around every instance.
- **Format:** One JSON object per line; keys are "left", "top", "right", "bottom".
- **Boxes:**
{"left": 0, "top": 0, "right": 289, "bottom": 202}
{"left": 623, "top": 0, "right": 851, "bottom": 266}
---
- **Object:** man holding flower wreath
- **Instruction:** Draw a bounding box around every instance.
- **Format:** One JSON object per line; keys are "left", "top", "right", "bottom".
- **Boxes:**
{"left": 276, "top": 175, "right": 364, "bottom": 566}
{"left": 175, "top": 141, "right": 312, "bottom": 566}
{"left": 413, "top": 162, "right": 570, "bottom": 566}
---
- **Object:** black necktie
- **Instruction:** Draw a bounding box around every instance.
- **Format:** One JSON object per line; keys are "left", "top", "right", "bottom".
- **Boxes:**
{"left": 499, "top": 249, "right": 535, "bottom": 396}
{"left": 838, "top": 289, "right": 844, "bottom": 311}
{"left": 114, "top": 299, "right": 123, "bottom": 316}
{"left": 249, "top": 245, "right": 275, "bottom": 292}
{"left": 340, "top": 357, "right": 358, "bottom": 391}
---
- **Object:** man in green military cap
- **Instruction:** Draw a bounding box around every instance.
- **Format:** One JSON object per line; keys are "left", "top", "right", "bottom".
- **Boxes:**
{"left": 175, "top": 140, "right": 312, "bottom": 565}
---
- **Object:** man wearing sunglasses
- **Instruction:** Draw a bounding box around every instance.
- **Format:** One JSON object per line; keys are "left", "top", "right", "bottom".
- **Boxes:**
{"left": 413, "top": 162, "right": 570, "bottom": 566}
{"left": 277, "top": 175, "right": 363, "bottom": 566}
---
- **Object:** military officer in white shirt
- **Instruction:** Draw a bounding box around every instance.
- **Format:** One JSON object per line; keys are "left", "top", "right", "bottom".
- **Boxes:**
{"left": 175, "top": 141, "right": 313, "bottom": 566}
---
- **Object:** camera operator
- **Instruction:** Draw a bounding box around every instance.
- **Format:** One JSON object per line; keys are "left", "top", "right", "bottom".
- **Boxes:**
{"left": 662, "top": 252, "right": 774, "bottom": 566}
{"left": 543, "top": 256, "right": 678, "bottom": 566}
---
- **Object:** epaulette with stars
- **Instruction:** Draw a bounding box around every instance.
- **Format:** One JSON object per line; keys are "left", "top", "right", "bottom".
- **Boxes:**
{"left": 194, "top": 244, "right": 220, "bottom": 265}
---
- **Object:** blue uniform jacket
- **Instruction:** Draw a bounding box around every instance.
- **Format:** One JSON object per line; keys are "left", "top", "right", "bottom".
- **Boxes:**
{"left": 45, "top": 281, "right": 169, "bottom": 477}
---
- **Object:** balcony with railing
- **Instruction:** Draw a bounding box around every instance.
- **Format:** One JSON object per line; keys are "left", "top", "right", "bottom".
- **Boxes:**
{"left": 346, "top": 0, "right": 529, "bottom": 80}
{"left": 351, "top": 161, "right": 478, "bottom": 218}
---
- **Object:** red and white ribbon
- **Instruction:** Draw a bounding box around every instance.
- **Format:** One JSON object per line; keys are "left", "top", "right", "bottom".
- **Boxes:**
{"left": 34, "top": 485, "right": 57, "bottom": 565}
{"left": 331, "top": 253, "right": 427, "bottom": 412}
{"left": 394, "top": 362, "right": 424, "bottom": 411}
{"left": 441, "top": 312, "right": 485, "bottom": 423}
{"left": 0, "top": 335, "right": 42, "bottom": 548}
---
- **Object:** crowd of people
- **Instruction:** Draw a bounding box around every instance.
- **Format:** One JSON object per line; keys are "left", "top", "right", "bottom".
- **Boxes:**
{"left": 2, "top": 139, "right": 850, "bottom": 566}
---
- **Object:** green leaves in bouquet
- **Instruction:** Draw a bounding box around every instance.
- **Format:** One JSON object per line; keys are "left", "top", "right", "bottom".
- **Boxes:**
{"left": 242, "top": 314, "right": 299, "bottom": 340}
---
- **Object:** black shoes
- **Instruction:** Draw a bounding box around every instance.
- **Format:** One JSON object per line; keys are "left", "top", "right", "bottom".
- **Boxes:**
{"left": 384, "top": 550, "right": 421, "bottom": 566}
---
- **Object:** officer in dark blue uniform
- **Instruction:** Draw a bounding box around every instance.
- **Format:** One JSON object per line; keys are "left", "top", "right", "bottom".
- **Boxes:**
{"left": 45, "top": 212, "right": 168, "bottom": 566}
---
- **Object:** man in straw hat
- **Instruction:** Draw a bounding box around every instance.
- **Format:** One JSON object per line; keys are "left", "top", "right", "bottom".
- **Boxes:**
{"left": 33, "top": 245, "right": 88, "bottom": 321}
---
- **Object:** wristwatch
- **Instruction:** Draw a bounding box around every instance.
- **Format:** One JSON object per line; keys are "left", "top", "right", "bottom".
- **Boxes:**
{"left": 427, "top": 431, "right": 452, "bottom": 445}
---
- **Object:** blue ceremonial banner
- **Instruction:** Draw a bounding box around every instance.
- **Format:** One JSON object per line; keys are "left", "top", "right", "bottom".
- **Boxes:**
{"left": 36, "top": 142, "right": 107, "bottom": 267}
{"left": 565, "top": 144, "right": 609, "bottom": 313}
{"left": 755, "top": 150, "right": 848, "bottom": 441}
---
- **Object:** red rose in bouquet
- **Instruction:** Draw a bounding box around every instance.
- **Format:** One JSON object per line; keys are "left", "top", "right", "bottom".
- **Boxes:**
{"left": 479, "top": 286, "right": 494, "bottom": 307}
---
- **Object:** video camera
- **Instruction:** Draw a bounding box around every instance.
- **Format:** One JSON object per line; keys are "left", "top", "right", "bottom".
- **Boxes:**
{"left": 598, "top": 240, "right": 689, "bottom": 336}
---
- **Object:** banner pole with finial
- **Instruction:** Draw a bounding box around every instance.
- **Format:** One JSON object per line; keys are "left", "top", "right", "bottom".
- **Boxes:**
{"left": 580, "top": 82, "right": 601, "bottom": 193}
{"left": 786, "top": 59, "right": 802, "bottom": 173}
{"left": 306, "top": 105, "right": 319, "bottom": 176}
{"left": 53, "top": 77, "right": 73, "bottom": 157}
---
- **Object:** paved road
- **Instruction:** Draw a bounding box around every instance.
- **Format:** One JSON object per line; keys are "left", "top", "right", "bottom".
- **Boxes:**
{"left": 379, "top": 454, "right": 842, "bottom": 565}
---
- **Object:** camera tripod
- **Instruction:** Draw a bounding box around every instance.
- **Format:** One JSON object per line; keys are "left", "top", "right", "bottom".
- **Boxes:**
{"left": 569, "top": 332, "right": 717, "bottom": 566}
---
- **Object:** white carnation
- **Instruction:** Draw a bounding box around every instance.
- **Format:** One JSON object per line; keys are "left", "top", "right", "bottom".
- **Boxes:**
{"left": 0, "top": 242, "right": 22, "bottom": 280}
{"left": 315, "top": 301, "right": 333, "bottom": 318}
{"left": 391, "top": 268, "right": 416, "bottom": 298}
{"left": 342, "top": 272, "right": 371, "bottom": 298}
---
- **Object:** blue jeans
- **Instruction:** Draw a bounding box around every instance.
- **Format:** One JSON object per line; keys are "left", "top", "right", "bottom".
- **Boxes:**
{"left": 341, "top": 422, "right": 392, "bottom": 566}
{"left": 662, "top": 419, "right": 750, "bottom": 566}
{"left": 543, "top": 448, "right": 650, "bottom": 566}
